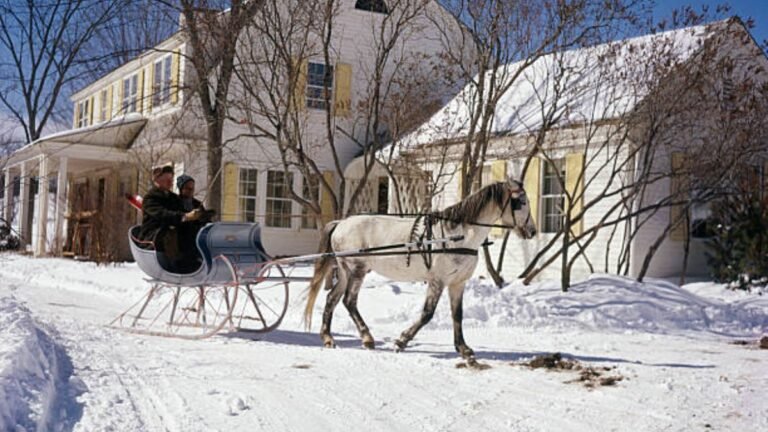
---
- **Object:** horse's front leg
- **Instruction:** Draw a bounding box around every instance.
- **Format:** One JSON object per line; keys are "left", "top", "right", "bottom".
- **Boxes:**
{"left": 395, "top": 280, "right": 444, "bottom": 351}
{"left": 343, "top": 265, "right": 375, "bottom": 349}
{"left": 448, "top": 281, "right": 474, "bottom": 359}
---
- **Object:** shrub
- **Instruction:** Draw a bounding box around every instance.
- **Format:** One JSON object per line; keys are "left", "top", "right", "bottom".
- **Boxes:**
{"left": 707, "top": 190, "right": 768, "bottom": 290}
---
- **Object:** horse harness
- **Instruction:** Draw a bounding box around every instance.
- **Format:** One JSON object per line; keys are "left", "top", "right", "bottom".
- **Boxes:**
{"left": 401, "top": 190, "right": 528, "bottom": 270}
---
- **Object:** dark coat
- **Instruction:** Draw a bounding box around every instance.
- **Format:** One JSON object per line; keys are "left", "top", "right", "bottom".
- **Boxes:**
{"left": 181, "top": 196, "right": 204, "bottom": 212}
{"left": 138, "top": 186, "right": 186, "bottom": 243}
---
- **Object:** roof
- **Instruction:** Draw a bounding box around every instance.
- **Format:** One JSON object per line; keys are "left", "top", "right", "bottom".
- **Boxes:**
{"left": 397, "top": 21, "right": 724, "bottom": 150}
{"left": 2, "top": 114, "right": 146, "bottom": 167}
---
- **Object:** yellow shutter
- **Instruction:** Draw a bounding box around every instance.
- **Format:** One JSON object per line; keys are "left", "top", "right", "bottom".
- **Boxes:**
{"left": 221, "top": 162, "right": 239, "bottom": 222}
{"left": 490, "top": 160, "right": 507, "bottom": 237}
{"left": 106, "top": 85, "right": 113, "bottom": 121}
{"left": 565, "top": 152, "right": 585, "bottom": 236}
{"left": 117, "top": 79, "right": 124, "bottom": 115}
{"left": 137, "top": 69, "right": 145, "bottom": 113}
{"left": 171, "top": 49, "right": 181, "bottom": 105}
{"left": 292, "top": 58, "right": 307, "bottom": 111}
{"left": 333, "top": 63, "right": 352, "bottom": 117}
{"left": 147, "top": 62, "right": 155, "bottom": 112}
{"left": 669, "top": 152, "right": 688, "bottom": 241}
{"left": 320, "top": 171, "right": 335, "bottom": 224}
{"left": 73, "top": 102, "right": 80, "bottom": 128}
{"left": 88, "top": 95, "right": 95, "bottom": 125}
{"left": 523, "top": 157, "right": 540, "bottom": 229}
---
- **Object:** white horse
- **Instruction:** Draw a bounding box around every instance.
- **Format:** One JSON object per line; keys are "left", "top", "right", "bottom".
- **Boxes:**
{"left": 304, "top": 180, "right": 537, "bottom": 360}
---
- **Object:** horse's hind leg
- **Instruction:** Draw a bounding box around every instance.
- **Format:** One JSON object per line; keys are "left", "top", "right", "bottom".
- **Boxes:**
{"left": 448, "top": 281, "right": 474, "bottom": 359}
{"left": 342, "top": 264, "right": 374, "bottom": 349}
{"left": 320, "top": 264, "right": 348, "bottom": 348}
{"left": 395, "top": 280, "right": 444, "bottom": 351}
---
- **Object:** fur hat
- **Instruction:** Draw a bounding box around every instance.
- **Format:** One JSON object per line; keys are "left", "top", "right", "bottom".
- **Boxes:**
{"left": 152, "top": 164, "right": 174, "bottom": 179}
{"left": 176, "top": 174, "right": 194, "bottom": 191}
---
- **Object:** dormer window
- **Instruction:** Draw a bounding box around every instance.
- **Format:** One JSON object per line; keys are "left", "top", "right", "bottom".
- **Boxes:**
{"left": 153, "top": 55, "right": 173, "bottom": 108}
{"left": 122, "top": 74, "right": 139, "bottom": 114}
{"left": 76, "top": 99, "right": 90, "bottom": 128}
{"left": 355, "top": 0, "right": 389, "bottom": 14}
{"left": 99, "top": 88, "right": 109, "bottom": 122}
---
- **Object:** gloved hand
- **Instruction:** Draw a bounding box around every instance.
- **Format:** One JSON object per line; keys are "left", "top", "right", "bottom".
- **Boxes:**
{"left": 182, "top": 209, "right": 201, "bottom": 222}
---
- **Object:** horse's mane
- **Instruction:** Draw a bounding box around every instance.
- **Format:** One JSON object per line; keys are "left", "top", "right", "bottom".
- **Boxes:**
{"left": 435, "top": 182, "right": 508, "bottom": 228}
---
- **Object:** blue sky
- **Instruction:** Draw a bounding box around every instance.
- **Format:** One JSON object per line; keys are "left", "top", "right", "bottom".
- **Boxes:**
{"left": 654, "top": 0, "right": 768, "bottom": 45}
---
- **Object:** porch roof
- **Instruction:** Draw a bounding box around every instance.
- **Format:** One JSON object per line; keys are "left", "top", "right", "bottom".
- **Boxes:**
{"left": 2, "top": 114, "right": 146, "bottom": 169}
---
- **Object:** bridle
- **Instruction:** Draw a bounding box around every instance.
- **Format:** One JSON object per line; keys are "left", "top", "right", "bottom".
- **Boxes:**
{"left": 443, "top": 181, "right": 529, "bottom": 231}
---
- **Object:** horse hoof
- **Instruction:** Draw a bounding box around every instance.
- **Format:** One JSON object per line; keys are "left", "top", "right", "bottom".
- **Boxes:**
{"left": 459, "top": 347, "right": 475, "bottom": 359}
{"left": 362, "top": 340, "right": 375, "bottom": 350}
{"left": 323, "top": 340, "right": 336, "bottom": 349}
{"left": 393, "top": 339, "right": 407, "bottom": 352}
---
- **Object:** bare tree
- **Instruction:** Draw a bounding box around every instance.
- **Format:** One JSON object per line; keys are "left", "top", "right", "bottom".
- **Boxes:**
{"left": 412, "top": 0, "right": 650, "bottom": 286}
{"left": 512, "top": 17, "right": 768, "bottom": 289}
{"left": 173, "top": 0, "right": 266, "bottom": 213}
{"left": 92, "top": 0, "right": 179, "bottom": 65}
{"left": 231, "top": 0, "right": 446, "bottom": 224}
{"left": 0, "top": 0, "right": 127, "bottom": 143}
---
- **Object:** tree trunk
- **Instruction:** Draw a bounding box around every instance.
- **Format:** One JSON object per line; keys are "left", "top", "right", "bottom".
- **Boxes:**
{"left": 207, "top": 123, "right": 224, "bottom": 213}
{"left": 483, "top": 242, "right": 505, "bottom": 287}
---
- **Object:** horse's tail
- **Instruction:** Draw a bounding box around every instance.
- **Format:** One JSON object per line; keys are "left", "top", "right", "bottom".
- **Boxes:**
{"left": 304, "top": 220, "right": 340, "bottom": 330}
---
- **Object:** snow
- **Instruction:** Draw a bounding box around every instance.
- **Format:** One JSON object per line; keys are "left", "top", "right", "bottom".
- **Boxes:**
{"left": 0, "top": 253, "right": 766, "bottom": 431}
{"left": 0, "top": 297, "right": 84, "bottom": 431}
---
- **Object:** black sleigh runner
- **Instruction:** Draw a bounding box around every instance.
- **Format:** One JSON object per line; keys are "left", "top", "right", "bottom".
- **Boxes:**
{"left": 113, "top": 180, "right": 537, "bottom": 363}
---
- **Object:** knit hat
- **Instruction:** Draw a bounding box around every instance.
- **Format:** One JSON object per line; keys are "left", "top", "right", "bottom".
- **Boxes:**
{"left": 176, "top": 174, "right": 194, "bottom": 191}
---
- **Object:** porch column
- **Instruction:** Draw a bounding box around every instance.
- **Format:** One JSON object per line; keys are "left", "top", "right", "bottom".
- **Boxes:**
{"left": 2, "top": 168, "right": 11, "bottom": 224}
{"left": 35, "top": 155, "right": 50, "bottom": 256}
{"left": 18, "top": 161, "right": 30, "bottom": 247}
{"left": 53, "top": 156, "right": 68, "bottom": 255}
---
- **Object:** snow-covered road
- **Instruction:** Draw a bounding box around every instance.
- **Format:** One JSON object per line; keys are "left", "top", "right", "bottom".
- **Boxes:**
{"left": 1, "top": 254, "right": 765, "bottom": 431}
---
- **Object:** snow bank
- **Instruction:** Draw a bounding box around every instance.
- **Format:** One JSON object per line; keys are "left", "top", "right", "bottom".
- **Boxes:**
{"left": 373, "top": 274, "right": 767, "bottom": 337}
{"left": 0, "top": 296, "right": 84, "bottom": 431}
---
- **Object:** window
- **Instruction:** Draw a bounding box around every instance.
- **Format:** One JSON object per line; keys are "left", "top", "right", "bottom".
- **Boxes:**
{"left": 377, "top": 177, "right": 389, "bottom": 214}
{"left": 153, "top": 55, "right": 173, "bottom": 108}
{"left": 0, "top": 175, "right": 4, "bottom": 200}
{"left": 239, "top": 168, "right": 258, "bottom": 222}
{"left": 266, "top": 171, "right": 293, "bottom": 228}
{"left": 541, "top": 159, "right": 565, "bottom": 233}
{"left": 122, "top": 74, "right": 139, "bottom": 114}
{"left": 301, "top": 175, "right": 320, "bottom": 229}
{"left": 77, "top": 99, "right": 90, "bottom": 128}
{"left": 306, "top": 62, "right": 334, "bottom": 110}
{"left": 355, "top": 0, "right": 389, "bottom": 14}
{"left": 99, "top": 88, "right": 109, "bottom": 122}
{"left": 97, "top": 178, "right": 106, "bottom": 211}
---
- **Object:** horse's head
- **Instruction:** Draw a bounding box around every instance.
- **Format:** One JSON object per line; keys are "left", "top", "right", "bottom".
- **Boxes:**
{"left": 501, "top": 179, "right": 537, "bottom": 239}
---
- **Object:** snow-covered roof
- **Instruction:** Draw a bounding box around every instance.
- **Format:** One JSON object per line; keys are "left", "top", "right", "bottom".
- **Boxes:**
{"left": 398, "top": 22, "right": 719, "bottom": 149}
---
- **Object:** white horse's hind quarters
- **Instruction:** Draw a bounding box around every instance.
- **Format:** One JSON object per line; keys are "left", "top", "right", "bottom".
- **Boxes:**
{"left": 304, "top": 180, "right": 537, "bottom": 361}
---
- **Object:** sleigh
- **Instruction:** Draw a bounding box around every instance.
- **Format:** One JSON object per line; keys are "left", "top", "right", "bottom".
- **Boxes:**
{"left": 110, "top": 222, "right": 307, "bottom": 339}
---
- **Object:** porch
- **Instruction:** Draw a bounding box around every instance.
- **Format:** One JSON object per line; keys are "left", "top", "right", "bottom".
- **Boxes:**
{"left": 1, "top": 115, "right": 146, "bottom": 259}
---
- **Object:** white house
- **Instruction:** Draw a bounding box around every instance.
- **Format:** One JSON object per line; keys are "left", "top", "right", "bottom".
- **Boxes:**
{"left": 396, "top": 18, "right": 768, "bottom": 281}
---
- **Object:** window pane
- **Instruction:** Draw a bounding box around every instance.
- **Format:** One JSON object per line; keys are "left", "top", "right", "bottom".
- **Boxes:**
{"left": 306, "top": 62, "right": 333, "bottom": 111}
{"left": 266, "top": 171, "right": 293, "bottom": 228}
{"left": 355, "top": 0, "right": 389, "bottom": 13}
{"left": 541, "top": 159, "right": 566, "bottom": 233}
